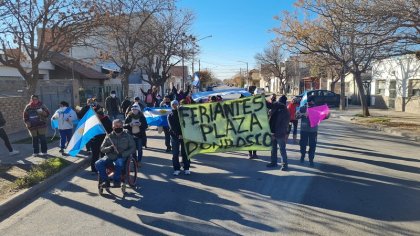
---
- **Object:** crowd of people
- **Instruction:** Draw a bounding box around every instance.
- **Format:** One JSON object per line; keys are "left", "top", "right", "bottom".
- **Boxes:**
{"left": 268, "top": 94, "right": 321, "bottom": 169}
{"left": 0, "top": 86, "right": 323, "bottom": 188}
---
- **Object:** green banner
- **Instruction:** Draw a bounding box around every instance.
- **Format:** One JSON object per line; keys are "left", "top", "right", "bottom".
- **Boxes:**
{"left": 178, "top": 95, "right": 272, "bottom": 158}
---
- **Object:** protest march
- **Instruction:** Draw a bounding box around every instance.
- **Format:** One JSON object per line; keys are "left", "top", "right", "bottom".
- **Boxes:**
{"left": 62, "top": 89, "right": 329, "bottom": 166}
